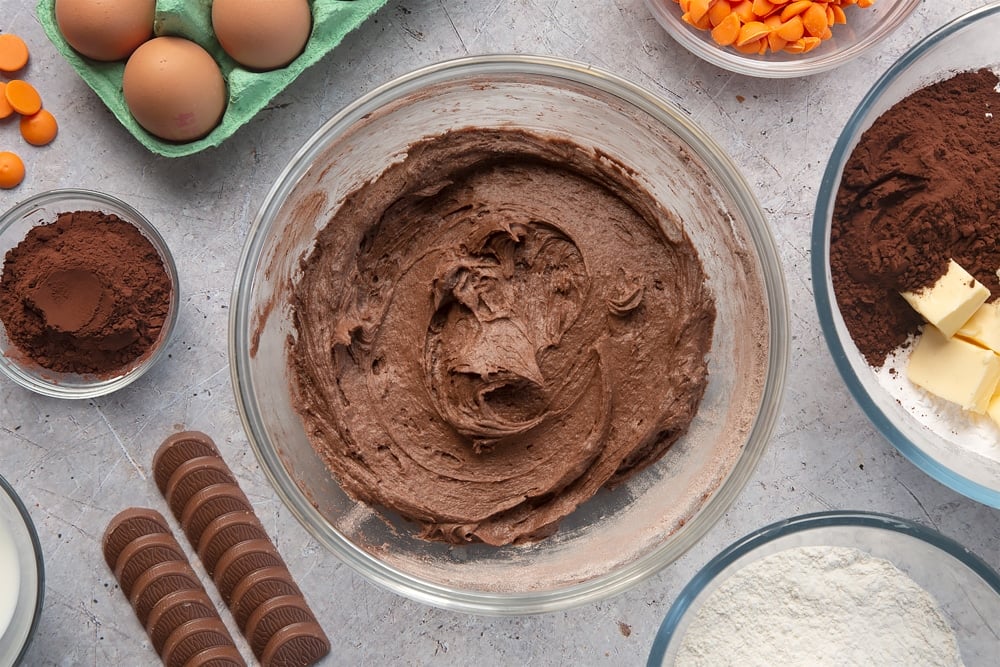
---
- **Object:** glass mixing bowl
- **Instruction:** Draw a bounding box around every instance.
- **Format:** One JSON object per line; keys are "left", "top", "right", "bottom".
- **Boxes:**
{"left": 812, "top": 3, "right": 1000, "bottom": 506}
{"left": 648, "top": 511, "right": 1000, "bottom": 666}
{"left": 644, "top": 0, "right": 920, "bottom": 78}
{"left": 0, "top": 473, "right": 44, "bottom": 666}
{"left": 231, "top": 55, "right": 788, "bottom": 614}
{"left": 0, "top": 189, "right": 179, "bottom": 399}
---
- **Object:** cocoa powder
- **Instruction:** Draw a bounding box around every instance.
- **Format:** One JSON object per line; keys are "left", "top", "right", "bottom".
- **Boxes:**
{"left": 0, "top": 210, "right": 172, "bottom": 375}
{"left": 831, "top": 69, "right": 1000, "bottom": 366}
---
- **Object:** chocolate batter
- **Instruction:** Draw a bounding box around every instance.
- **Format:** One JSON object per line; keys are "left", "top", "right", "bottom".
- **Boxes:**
{"left": 289, "top": 128, "right": 715, "bottom": 546}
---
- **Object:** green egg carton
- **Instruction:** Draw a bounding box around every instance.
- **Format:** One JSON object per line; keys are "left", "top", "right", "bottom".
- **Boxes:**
{"left": 36, "top": 0, "right": 388, "bottom": 158}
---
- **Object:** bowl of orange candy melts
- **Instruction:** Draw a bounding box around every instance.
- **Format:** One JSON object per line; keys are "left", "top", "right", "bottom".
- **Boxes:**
{"left": 644, "top": 0, "right": 921, "bottom": 77}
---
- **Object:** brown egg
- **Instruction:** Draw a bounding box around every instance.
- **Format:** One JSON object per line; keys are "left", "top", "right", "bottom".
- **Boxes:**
{"left": 55, "top": 0, "right": 155, "bottom": 62}
{"left": 122, "top": 37, "right": 227, "bottom": 143}
{"left": 212, "top": 0, "right": 312, "bottom": 71}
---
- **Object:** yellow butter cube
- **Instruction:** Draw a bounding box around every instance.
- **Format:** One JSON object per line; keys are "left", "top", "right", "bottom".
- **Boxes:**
{"left": 988, "top": 391, "right": 1000, "bottom": 427}
{"left": 901, "top": 260, "right": 990, "bottom": 337}
{"left": 907, "top": 325, "right": 1000, "bottom": 414}
{"left": 957, "top": 301, "right": 1000, "bottom": 353}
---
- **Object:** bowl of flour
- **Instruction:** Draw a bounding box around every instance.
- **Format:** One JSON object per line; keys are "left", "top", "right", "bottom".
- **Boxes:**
{"left": 648, "top": 511, "right": 1000, "bottom": 666}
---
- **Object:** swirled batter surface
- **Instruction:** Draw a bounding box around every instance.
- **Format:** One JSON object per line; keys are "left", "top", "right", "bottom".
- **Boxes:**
{"left": 289, "top": 128, "right": 715, "bottom": 545}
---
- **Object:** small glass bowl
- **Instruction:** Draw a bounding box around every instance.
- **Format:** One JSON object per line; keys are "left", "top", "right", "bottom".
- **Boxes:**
{"left": 0, "top": 189, "right": 179, "bottom": 399}
{"left": 643, "top": 0, "right": 920, "bottom": 77}
{"left": 648, "top": 511, "right": 1000, "bottom": 666}
{"left": 231, "top": 54, "right": 788, "bottom": 614}
{"left": 812, "top": 3, "right": 1000, "bottom": 505}
{"left": 0, "top": 473, "right": 44, "bottom": 666}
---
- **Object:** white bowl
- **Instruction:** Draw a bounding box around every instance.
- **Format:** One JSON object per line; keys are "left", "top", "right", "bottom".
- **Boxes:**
{"left": 0, "top": 473, "right": 44, "bottom": 665}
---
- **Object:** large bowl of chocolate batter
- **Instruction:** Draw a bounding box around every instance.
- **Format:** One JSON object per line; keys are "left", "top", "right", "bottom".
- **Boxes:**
{"left": 232, "top": 55, "right": 788, "bottom": 613}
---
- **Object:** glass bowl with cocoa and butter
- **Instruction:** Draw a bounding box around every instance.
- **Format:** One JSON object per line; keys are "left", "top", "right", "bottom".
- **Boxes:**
{"left": 813, "top": 3, "right": 1000, "bottom": 504}
{"left": 0, "top": 189, "right": 179, "bottom": 398}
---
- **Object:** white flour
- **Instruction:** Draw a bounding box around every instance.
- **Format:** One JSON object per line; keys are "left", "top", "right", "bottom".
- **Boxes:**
{"left": 675, "top": 545, "right": 964, "bottom": 666}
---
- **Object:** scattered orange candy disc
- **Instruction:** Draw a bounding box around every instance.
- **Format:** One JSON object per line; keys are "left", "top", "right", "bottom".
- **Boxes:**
{"left": 0, "top": 34, "right": 30, "bottom": 72}
{"left": 5, "top": 80, "right": 42, "bottom": 116}
{"left": 0, "top": 151, "right": 25, "bottom": 189}
{"left": 20, "top": 109, "right": 58, "bottom": 146}
{"left": 0, "top": 82, "right": 14, "bottom": 119}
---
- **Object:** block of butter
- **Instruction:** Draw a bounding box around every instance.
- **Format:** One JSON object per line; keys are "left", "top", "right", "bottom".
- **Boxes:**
{"left": 908, "top": 325, "right": 1000, "bottom": 413}
{"left": 957, "top": 301, "right": 1000, "bottom": 353}
{"left": 988, "top": 391, "right": 1000, "bottom": 427}
{"left": 900, "top": 259, "right": 989, "bottom": 338}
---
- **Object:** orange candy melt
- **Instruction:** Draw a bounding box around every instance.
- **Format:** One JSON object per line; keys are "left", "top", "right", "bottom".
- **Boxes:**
{"left": 0, "top": 34, "right": 29, "bottom": 72}
{"left": 1, "top": 34, "right": 59, "bottom": 188}
{"left": 0, "top": 151, "right": 25, "bottom": 189}
{"left": 20, "top": 109, "right": 58, "bottom": 146}
{"left": 0, "top": 82, "right": 14, "bottom": 119}
{"left": 675, "top": 0, "right": 876, "bottom": 56}
{"left": 5, "top": 80, "right": 41, "bottom": 116}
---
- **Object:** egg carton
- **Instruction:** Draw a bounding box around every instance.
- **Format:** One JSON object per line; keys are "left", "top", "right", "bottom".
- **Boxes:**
{"left": 36, "top": 0, "right": 388, "bottom": 157}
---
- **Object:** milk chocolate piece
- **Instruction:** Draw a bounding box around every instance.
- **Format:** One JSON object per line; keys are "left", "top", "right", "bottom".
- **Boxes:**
{"left": 180, "top": 483, "right": 255, "bottom": 547}
{"left": 146, "top": 588, "right": 219, "bottom": 655}
{"left": 102, "top": 507, "right": 170, "bottom": 569}
{"left": 166, "top": 456, "right": 237, "bottom": 517}
{"left": 154, "top": 431, "right": 222, "bottom": 493}
{"left": 113, "top": 532, "right": 187, "bottom": 598}
{"left": 161, "top": 616, "right": 242, "bottom": 667}
{"left": 182, "top": 644, "right": 247, "bottom": 667}
{"left": 150, "top": 430, "right": 324, "bottom": 660}
{"left": 129, "top": 560, "right": 202, "bottom": 626}
{"left": 230, "top": 566, "right": 300, "bottom": 630}
{"left": 213, "top": 538, "right": 284, "bottom": 603}
{"left": 244, "top": 594, "right": 316, "bottom": 659}
{"left": 196, "top": 512, "right": 269, "bottom": 575}
{"left": 260, "top": 621, "right": 330, "bottom": 667}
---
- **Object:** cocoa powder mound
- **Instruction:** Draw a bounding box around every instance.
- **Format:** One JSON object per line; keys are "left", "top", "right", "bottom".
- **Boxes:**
{"left": 0, "top": 210, "right": 173, "bottom": 375}
{"left": 831, "top": 69, "right": 1000, "bottom": 366}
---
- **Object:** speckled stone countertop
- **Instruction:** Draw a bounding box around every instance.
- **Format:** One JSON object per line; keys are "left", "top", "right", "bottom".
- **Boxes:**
{"left": 2, "top": 1, "right": 998, "bottom": 664}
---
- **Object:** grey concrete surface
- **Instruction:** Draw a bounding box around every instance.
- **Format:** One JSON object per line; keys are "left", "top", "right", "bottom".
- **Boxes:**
{"left": 2, "top": 0, "right": 999, "bottom": 665}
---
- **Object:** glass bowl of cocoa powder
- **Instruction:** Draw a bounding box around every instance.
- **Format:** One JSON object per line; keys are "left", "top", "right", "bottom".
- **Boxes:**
{"left": 813, "top": 3, "right": 1000, "bottom": 504}
{"left": 0, "top": 189, "right": 179, "bottom": 399}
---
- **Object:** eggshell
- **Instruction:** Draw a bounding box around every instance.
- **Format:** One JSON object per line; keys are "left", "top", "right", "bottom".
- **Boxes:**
{"left": 54, "top": 0, "right": 154, "bottom": 62}
{"left": 122, "top": 37, "right": 227, "bottom": 142}
{"left": 212, "top": 0, "right": 312, "bottom": 71}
